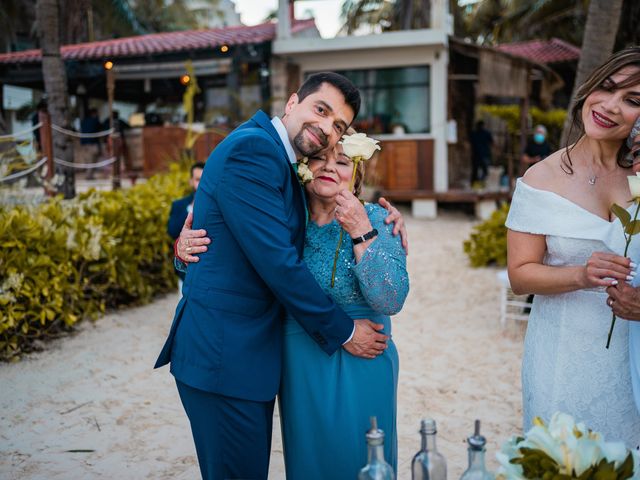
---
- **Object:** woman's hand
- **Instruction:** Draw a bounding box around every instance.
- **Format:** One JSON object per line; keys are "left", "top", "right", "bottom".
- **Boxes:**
{"left": 335, "top": 190, "right": 372, "bottom": 238}
{"left": 579, "top": 251, "right": 634, "bottom": 288}
{"left": 177, "top": 212, "right": 211, "bottom": 263}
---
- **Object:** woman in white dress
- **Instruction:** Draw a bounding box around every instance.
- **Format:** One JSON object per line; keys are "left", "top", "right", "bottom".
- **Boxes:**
{"left": 506, "top": 47, "right": 640, "bottom": 448}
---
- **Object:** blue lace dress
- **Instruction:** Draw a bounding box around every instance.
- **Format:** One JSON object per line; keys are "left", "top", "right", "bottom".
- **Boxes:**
{"left": 279, "top": 204, "right": 409, "bottom": 480}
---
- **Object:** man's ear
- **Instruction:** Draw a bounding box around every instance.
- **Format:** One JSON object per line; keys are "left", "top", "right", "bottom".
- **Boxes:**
{"left": 284, "top": 93, "right": 299, "bottom": 115}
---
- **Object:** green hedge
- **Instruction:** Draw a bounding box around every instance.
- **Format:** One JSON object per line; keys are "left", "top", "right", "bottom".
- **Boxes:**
{"left": 463, "top": 203, "right": 510, "bottom": 267}
{"left": 0, "top": 165, "right": 190, "bottom": 360}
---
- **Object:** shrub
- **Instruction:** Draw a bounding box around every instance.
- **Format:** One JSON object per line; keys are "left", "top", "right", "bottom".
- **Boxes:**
{"left": 0, "top": 164, "right": 190, "bottom": 360}
{"left": 463, "top": 203, "right": 510, "bottom": 267}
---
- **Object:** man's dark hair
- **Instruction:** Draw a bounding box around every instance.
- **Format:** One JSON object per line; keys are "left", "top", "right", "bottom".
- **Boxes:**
{"left": 475, "top": 120, "right": 485, "bottom": 129}
{"left": 191, "top": 162, "right": 205, "bottom": 176}
{"left": 297, "top": 72, "right": 361, "bottom": 121}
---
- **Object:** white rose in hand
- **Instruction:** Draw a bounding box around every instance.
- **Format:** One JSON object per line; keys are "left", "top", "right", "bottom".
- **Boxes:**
{"left": 340, "top": 132, "right": 381, "bottom": 160}
{"left": 629, "top": 173, "right": 640, "bottom": 198}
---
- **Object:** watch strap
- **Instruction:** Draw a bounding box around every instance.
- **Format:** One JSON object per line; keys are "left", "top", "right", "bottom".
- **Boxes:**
{"left": 351, "top": 228, "right": 378, "bottom": 245}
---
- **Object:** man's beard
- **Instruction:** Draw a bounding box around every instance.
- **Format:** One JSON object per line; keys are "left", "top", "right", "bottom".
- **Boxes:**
{"left": 293, "top": 125, "right": 328, "bottom": 157}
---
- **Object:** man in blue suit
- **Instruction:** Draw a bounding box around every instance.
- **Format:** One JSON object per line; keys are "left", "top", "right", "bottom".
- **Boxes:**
{"left": 155, "top": 72, "right": 389, "bottom": 479}
{"left": 167, "top": 162, "right": 204, "bottom": 286}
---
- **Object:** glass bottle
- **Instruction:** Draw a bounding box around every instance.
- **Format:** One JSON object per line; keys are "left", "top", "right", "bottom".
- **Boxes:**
{"left": 358, "top": 417, "right": 395, "bottom": 480}
{"left": 459, "top": 420, "right": 493, "bottom": 480}
{"left": 411, "top": 418, "right": 447, "bottom": 480}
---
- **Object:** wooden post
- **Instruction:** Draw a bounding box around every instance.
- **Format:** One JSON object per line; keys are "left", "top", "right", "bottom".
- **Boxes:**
{"left": 106, "top": 68, "right": 121, "bottom": 189}
{"left": 38, "top": 109, "right": 55, "bottom": 196}
{"left": 517, "top": 68, "right": 532, "bottom": 181}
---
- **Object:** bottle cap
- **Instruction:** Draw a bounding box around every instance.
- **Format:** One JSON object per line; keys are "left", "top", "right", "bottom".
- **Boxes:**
{"left": 366, "top": 416, "right": 385, "bottom": 446}
{"left": 467, "top": 419, "right": 486, "bottom": 451}
{"left": 420, "top": 418, "right": 437, "bottom": 434}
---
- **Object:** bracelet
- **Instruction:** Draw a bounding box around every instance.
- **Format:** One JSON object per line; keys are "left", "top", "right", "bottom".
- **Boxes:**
{"left": 174, "top": 238, "right": 187, "bottom": 263}
{"left": 351, "top": 228, "right": 378, "bottom": 245}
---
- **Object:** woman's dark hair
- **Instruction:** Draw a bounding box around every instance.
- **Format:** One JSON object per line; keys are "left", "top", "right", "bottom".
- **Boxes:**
{"left": 297, "top": 72, "right": 361, "bottom": 122}
{"left": 562, "top": 46, "right": 640, "bottom": 173}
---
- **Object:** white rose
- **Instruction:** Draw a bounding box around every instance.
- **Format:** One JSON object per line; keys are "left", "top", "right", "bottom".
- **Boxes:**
{"left": 339, "top": 132, "right": 381, "bottom": 160}
{"left": 628, "top": 173, "right": 640, "bottom": 198}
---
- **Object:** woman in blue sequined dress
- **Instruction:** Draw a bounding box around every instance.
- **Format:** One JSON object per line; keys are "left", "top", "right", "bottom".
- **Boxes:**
{"left": 279, "top": 139, "right": 409, "bottom": 479}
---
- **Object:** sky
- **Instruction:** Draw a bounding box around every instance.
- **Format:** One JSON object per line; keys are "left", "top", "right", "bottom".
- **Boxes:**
{"left": 232, "top": 0, "right": 344, "bottom": 38}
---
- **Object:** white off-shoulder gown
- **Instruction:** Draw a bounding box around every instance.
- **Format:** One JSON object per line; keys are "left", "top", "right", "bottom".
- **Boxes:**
{"left": 506, "top": 179, "right": 640, "bottom": 448}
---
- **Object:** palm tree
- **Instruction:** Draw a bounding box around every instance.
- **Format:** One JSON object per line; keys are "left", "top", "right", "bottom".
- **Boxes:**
{"left": 340, "top": 0, "right": 430, "bottom": 34}
{"left": 465, "top": 0, "right": 588, "bottom": 46}
{"left": 616, "top": 0, "right": 640, "bottom": 49}
{"left": 560, "top": 0, "right": 624, "bottom": 144}
{"left": 36, "top": 0, "right": 75, "bottom": 198}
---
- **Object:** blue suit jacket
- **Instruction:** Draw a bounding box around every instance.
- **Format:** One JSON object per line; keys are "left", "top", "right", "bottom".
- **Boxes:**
{"left": 155, "top": 111, "right": 354, "bottom": 402}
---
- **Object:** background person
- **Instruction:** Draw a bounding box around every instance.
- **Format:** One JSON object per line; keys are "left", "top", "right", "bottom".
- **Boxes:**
{"left": 519, "top": 124, "right": 552, "bottom": 176}
{"left": 167, "top": 162, "right": 204, "bottom": 292}
{"left": 470, "top": 120, "right": 493, "bottom": 186}
{"left": 80, "top": 108, "right": 102, "bottom": 180}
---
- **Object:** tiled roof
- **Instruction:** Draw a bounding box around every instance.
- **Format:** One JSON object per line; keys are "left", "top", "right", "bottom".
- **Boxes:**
{"left": 0, "top": 19, "right": 316, "bottom": 65}
{"left": 496, "top": 38, "right": 580, "bottom": 64}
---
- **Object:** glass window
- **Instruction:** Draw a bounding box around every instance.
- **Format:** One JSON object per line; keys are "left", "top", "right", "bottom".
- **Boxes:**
{"left": 309, "top": 66, "right": 430, "bottom": 134}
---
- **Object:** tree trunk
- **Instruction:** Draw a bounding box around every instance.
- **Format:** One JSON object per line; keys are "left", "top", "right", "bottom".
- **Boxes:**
{"left": 560, "top": 0, "right": 623, "bottom": 146}
{"left": 401, "top": 0, "right": 413, "bottom": 30}
{"left": 36, "top": 0, "right": 75, "bottom": 198}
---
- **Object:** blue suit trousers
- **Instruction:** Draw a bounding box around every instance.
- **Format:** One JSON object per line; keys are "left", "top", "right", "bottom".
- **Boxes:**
{"left": 176, "top": 380, "right": 274, "bottom": 480}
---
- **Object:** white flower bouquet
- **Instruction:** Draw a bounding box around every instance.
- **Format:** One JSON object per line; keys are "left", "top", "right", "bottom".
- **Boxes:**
{"left": 496, "top": 413, "right": 638, "bottom": 479}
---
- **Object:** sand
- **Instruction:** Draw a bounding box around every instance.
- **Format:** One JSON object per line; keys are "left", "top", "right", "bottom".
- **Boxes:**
{"left": 0, "top": 210, "right": 525, "bottom": 479}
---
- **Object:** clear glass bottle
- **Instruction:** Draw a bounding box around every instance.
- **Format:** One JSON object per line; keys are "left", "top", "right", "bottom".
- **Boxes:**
{"left": 459, "top": 420, "right": 493, "bottom": 480}
{"left": 358, "top": 417, "right": 395, "bottom": 480}
{"left": 411, "top": 418, "right": 447, "bottom": 480}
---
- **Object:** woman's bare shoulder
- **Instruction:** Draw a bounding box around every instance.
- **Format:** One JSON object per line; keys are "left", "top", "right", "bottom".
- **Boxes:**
{"left": 521, "top": 149, "right": 567, "bottom": 190}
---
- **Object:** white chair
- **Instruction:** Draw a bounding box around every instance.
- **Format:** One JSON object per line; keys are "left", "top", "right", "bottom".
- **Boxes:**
{"left": 496, "top": 270, "right": 532, "bottom": 327}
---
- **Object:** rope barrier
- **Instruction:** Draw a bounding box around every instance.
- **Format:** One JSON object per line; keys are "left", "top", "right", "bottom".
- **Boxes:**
{"left": 0, "top": 157, "right": 48, "bottom": 183}
{"left": 51, "top": 124, "right": 114, "bottom": 139}
{"left": 53, "top": 156, "right": 118, "bottom": 169}
{"left": 0, "top": 123, "right": 42, "bottom": 140}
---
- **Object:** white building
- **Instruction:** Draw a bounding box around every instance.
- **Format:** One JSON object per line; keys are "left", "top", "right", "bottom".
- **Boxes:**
{"left": 186, "top": 0, "right": 242, "bottom": 28}
{"left": 271, "top": 0, "right": 456, "bottom": 217}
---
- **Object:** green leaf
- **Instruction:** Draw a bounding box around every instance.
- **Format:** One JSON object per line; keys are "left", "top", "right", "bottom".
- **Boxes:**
{"left": 625, "top": 220, "right": 640, "bottom": 235}
{"left": 615, "top": 452, "right": 635, "bottom": 479}
{"left": 611, "top": 203, "right": 631, "bottom": 226}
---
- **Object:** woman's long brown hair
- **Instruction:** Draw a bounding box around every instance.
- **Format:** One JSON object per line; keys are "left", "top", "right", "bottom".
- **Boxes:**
{"left": 562, "top": 47, "right": 640, "bottom": 174}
